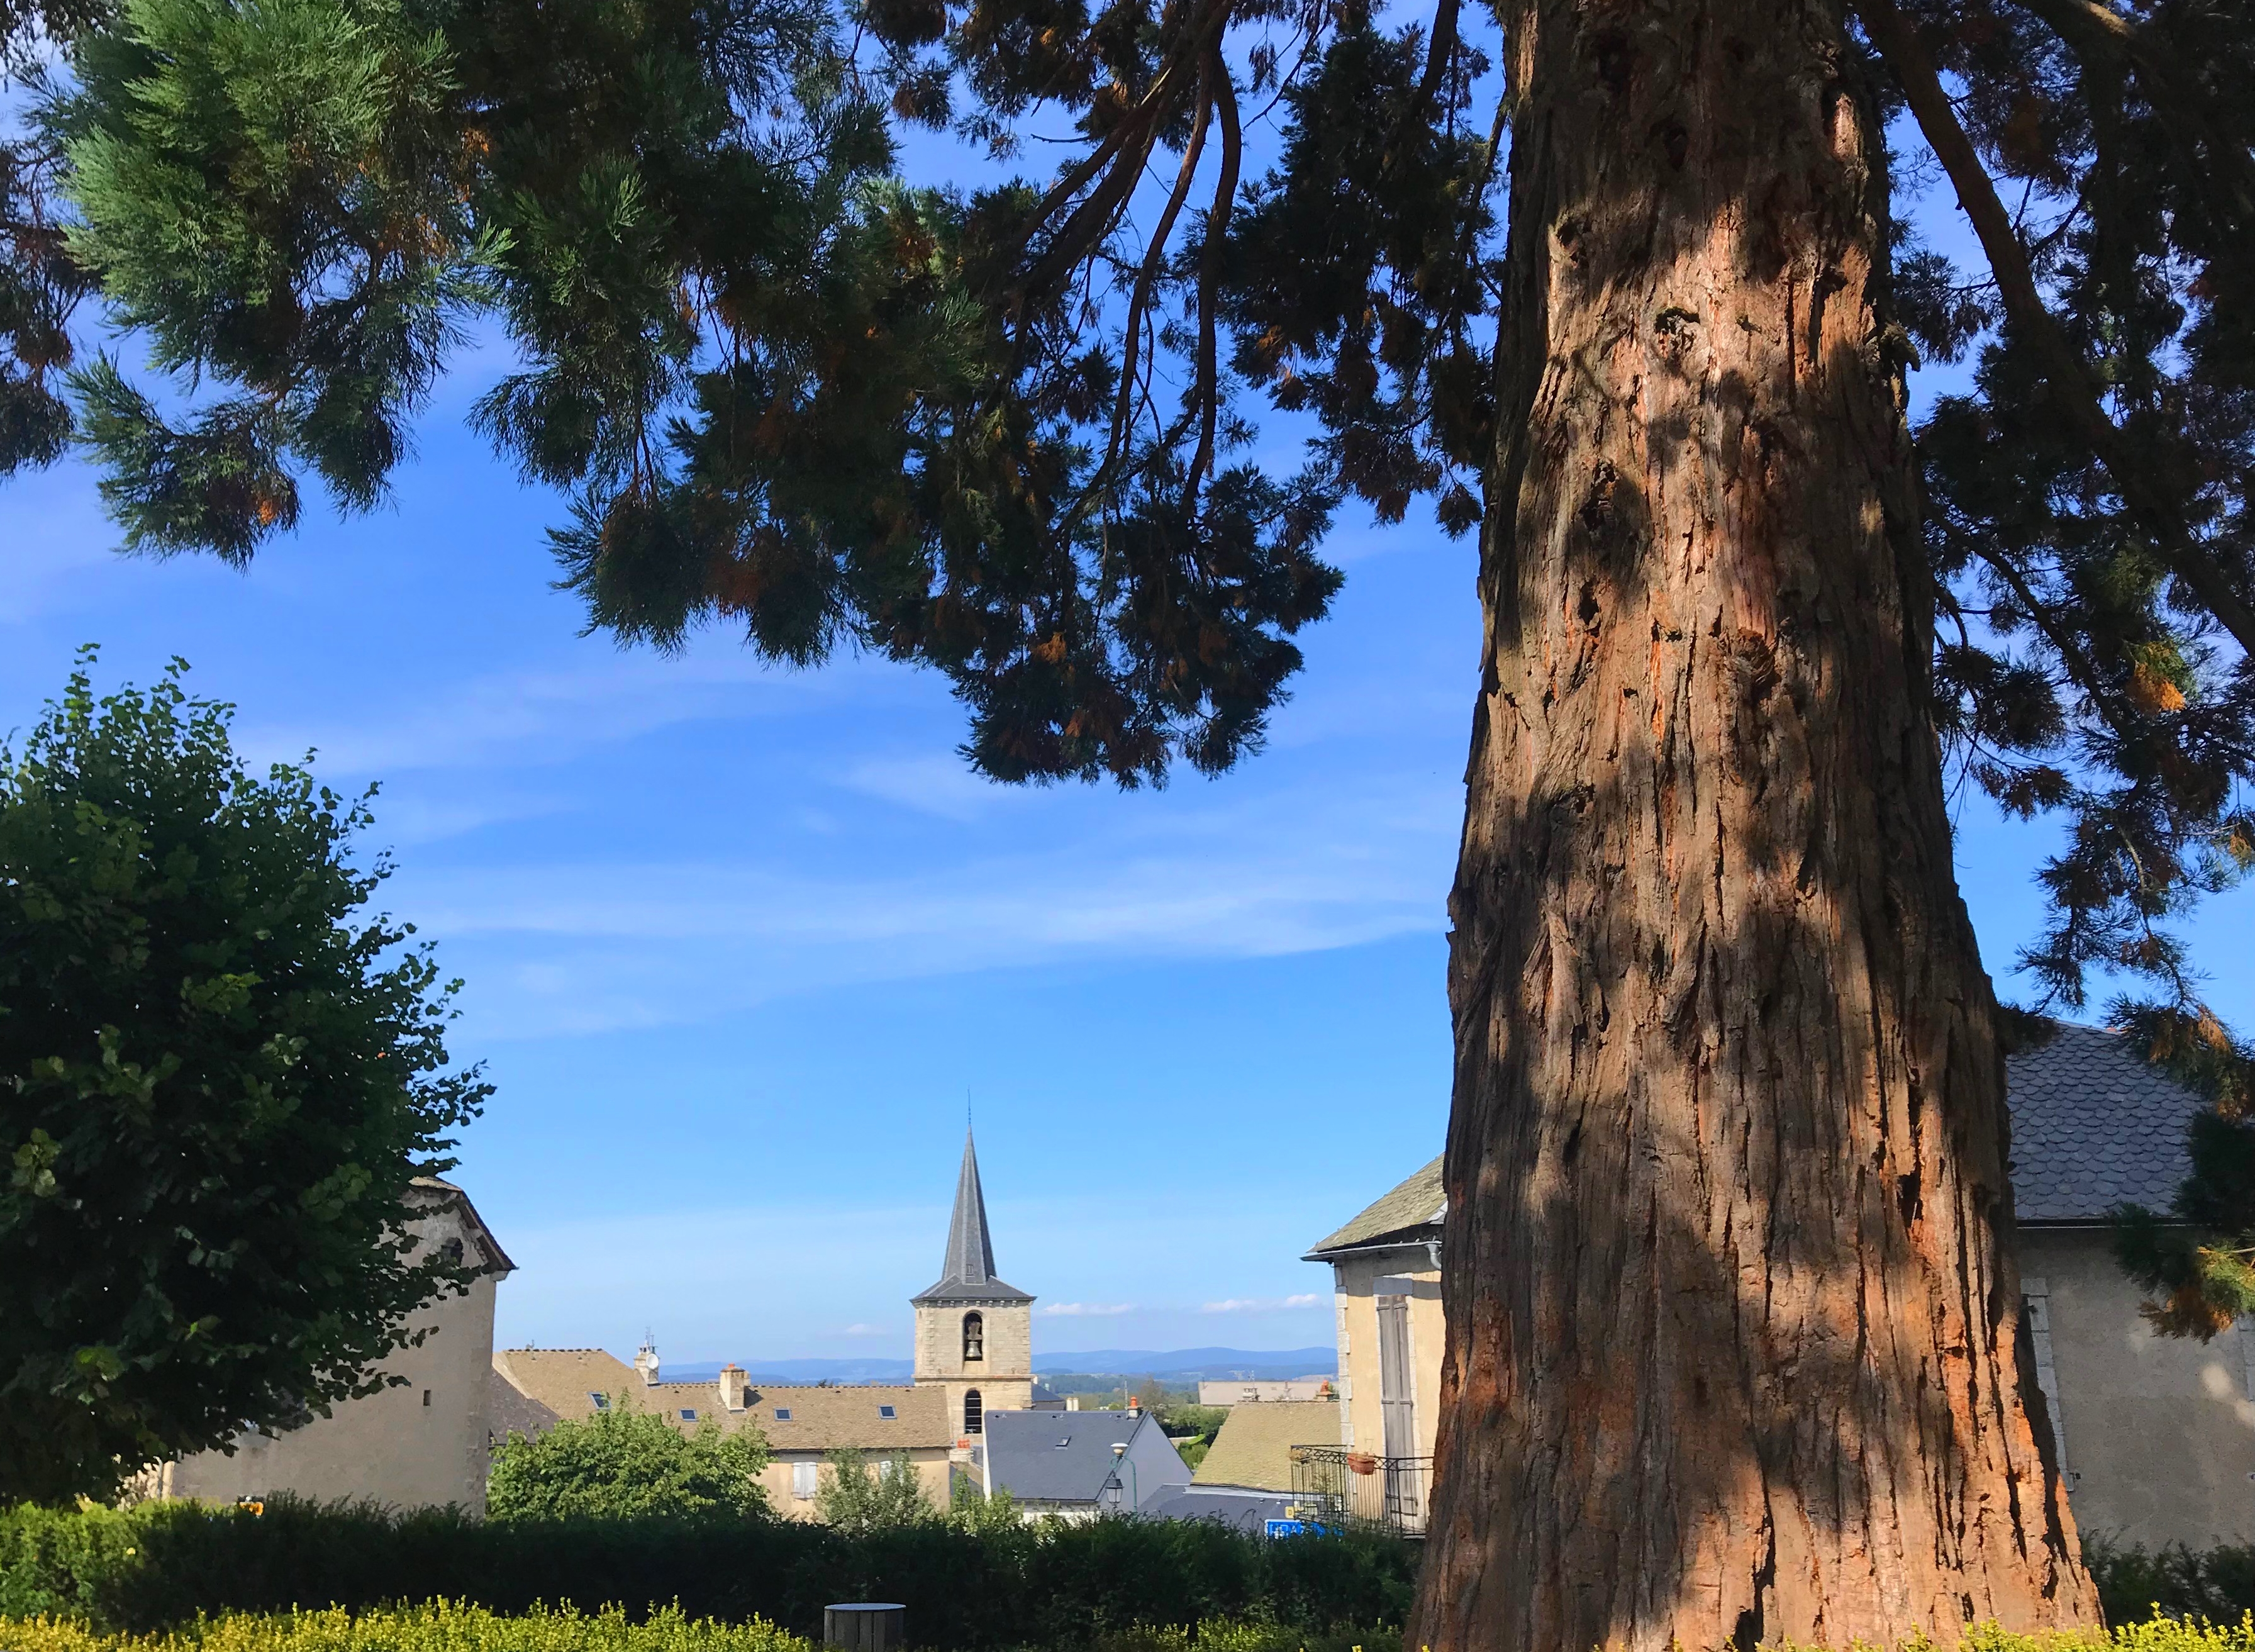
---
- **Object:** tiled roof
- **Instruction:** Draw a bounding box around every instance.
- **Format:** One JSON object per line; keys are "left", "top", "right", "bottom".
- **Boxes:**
{"left": 2007, "top": 1022, "right": 2200, "bottom": 1222}
{"left": 1193, "top": 1400, "right": 1337, "bottom": 1491}
{"left": 489, "top": 1350, "right": 952, "bottom": 1451}
{"left": 1305, "top": 1158, "right": 1444, "bottom": 1258}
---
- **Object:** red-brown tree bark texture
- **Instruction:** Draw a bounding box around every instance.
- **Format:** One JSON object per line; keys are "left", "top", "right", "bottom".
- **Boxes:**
{"left": 1410, "top": 0, "right": 2102, "bottom": 1646}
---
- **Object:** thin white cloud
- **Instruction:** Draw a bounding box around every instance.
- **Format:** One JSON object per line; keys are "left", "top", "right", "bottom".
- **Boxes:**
{"left": 1201, "top": 1294, "right": 1324, "bottom": 1314}
{"left": 1038, "top": 1302, "right": 1135, "bottom": 1317}
{"left": 400, "top": 771, "right": 1457, "bottom": 1039}
{"left": 840, "top": 1324, "right": 887, "bottom": 1337}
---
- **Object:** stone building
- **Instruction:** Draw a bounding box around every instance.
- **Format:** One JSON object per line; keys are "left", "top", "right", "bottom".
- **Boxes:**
{"left": 912, "top": 1130, "right": 1036, "bottom": 1447}
{"left": 490, "top": 1127, "right": 1049, "bottom": 1508}
{"left": 141, "top": 1177, "right": 515, "bottom": 1514}
{"left": 1306, "top": 1022, "right": 2255, "bottom": 1549}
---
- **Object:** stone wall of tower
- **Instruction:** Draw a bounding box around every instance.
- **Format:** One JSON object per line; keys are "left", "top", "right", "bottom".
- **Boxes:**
{"left": 914, "top": 1298, "right": 1033, "bottom": 1441}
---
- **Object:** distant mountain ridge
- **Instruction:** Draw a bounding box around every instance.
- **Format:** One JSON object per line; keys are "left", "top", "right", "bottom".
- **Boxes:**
{"left": 650, "top": 1346, "right": 1337, "bottom": 1385}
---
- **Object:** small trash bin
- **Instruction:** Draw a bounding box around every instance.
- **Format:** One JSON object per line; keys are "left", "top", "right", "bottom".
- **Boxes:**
{"left": 823, "top": 1604, "right": 906, "bottom": 1652}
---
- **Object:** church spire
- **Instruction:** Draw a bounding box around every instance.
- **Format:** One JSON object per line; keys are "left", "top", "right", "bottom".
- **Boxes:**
{"left": 914, "top": 1127, "right": 1032, "bottom": 1303}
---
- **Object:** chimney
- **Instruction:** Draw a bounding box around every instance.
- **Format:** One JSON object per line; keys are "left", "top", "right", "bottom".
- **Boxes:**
{"left": 633, "top": 1339, "right": 660, "bottom": 1386}
{"left": 718, "top": 1363, "right": 748, "bottom": 1411}
{"left": 1126, "top": 1393, "right": 1140, "bottom": 1414}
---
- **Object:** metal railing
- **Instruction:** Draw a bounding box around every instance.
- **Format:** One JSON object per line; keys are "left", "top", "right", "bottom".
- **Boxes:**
{"left": 1288, "top": 1445, "right": 1430, "bottom": 1536}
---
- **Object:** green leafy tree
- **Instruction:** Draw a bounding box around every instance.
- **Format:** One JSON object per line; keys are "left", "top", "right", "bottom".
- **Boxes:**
{"left": 38, "top": 0, "right": 2255, "bottom": 1632}
{"left": 0, "top": 650, "right": 487, "bottom": 1505}
{"left": 486, "top": 1400, "right": 771, "bottom": 1522}
{"left": 812, "top": 1447, "right": 936, "bottom": 1533}
{"left": 947, "top": 1471, "right": 1021, "bottom": 1536}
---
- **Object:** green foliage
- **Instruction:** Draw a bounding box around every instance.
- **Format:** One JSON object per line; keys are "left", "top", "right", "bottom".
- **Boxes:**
{"left": 945, "top": 1476, "right": 1020, "bottom": 1538}
{"left": 0, "top": 650, "right": 486, "bottom": 1506}
{"left": 23, "top": 1602, "right": 2255, "bottom": 1652}
{"left": 0, "top": 1496, "right": 1420, "bottom": 1643}
{"left": 2088, "top": 1541, "right": 2255, "bottom": 1630}
{"left": 811, "top": 1449, "right": 935, "bottom": 1534}
{"left": 2, "top": 1601, "right": 812, "bottom": 1652}
{"left": 486, "top": 1400, "right": 771, "bottom": 1523}
{"left": 2105, "top": 1011, "right": 2255, "bottom": 1337}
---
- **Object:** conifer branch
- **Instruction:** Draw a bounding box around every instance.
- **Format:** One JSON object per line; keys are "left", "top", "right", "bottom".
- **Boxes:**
{"left": 1860, "top": 0, "right": 2255, "bottom": 661}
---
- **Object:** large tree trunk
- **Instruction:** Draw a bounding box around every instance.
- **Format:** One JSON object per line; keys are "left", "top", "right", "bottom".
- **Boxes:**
{"left": 1409, "top": 0, "right": 2101, "bottom": 1646}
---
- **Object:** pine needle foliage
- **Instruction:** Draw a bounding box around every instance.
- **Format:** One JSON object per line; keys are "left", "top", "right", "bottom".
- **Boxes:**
{"left": 2108, "top": 1007, "right": 2255, "bottom": 1338}
{"left": 0, "top": 650, "right": 487, "bottom": 1506}
{"left": 23, "top": 0, "right": 2255, "bottom": 1317}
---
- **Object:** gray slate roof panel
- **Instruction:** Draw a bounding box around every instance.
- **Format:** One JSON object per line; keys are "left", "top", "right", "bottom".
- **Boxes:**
{"left": 1304, "top": 1157, "right": 1444, "bottom": 1258}
{"left": 980, "top": 1409, "right": 1145, "bottom": 1503}
{"left": 914, "top": 1130, "right": 1033, "bottom": 1303}
{"left": 2005, "top": 1022, "right": 2200, "bottom": 1223}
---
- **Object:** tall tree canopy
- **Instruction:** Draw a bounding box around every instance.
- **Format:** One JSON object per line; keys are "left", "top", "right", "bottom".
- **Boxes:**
{"left": 0, "top": 654, "right": 487, "bottom": 1504}
{"left": 12, "top": 0, "right": 2255, "bottom": 1634}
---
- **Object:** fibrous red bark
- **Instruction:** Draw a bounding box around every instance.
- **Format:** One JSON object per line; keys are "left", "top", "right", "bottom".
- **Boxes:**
{"left": 1410, "top": 0, "right": 2102, "bottom": 1644}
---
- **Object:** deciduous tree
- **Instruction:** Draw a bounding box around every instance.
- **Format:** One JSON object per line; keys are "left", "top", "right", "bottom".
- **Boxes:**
{"left": 486, "top": 1402, "right": 772, "bottom": 1522}
{"left": 0, "top": 652, "right": 487, "bottom": 1505}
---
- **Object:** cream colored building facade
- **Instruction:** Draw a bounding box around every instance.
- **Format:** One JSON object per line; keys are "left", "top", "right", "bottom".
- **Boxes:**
{"left": 1304, "top": 1156, "right": 1445, "bottom": 1470}
{"left": 143, "top": 1178, "right": 515, "bottom": 1514}
{"left": 1306, "top": 1025, "right": 2255, "bottom": 1551}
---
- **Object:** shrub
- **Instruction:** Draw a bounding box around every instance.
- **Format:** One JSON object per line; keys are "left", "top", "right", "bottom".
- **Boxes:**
{"left": 814, "top": 1451, "right": 937, "bottom": 1534}
{"left": 1, "top": 1602, "right": 810, "bottom": 1652}
{"left": 0, "top": 1498, "right": 1419, "bottom": 1645}
{"left": 12, "top": 1606, "right": 2255, "bottom": 1652}
{"left": 487, "top": 1402, "right": 769, "bottom": 1522}
{"left": 2087, "top": 1542, "right": 2255, "bottom": 1629}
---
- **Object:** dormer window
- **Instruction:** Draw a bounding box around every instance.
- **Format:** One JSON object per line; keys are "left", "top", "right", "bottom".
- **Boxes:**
{"left": 962, "top": 1311, "right": 984, "bottom": 1361}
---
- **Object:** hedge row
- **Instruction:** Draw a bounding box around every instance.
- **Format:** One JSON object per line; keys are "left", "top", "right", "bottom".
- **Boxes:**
{"left": 7, "top": 1601, "right": 2255, "bottom": 1652}
{"left": 0, "top": 1502, "right": 1417, "bottom": 1645}
{"left": 2088, "top": 1545, "right": 2255, "bottom": 1631}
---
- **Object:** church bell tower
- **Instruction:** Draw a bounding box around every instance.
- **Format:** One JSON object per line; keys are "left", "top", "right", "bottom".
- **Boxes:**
{"left": 913, "top": 1130, "right": 1034, "bottom": 1448}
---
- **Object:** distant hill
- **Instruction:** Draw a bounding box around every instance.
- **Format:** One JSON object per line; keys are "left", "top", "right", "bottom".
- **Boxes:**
{"left": 649, "top": 1346, "right": 1337, "bottom": 1386}
{"left": 1035, "top": 1347, "right": 1337, "bottom": 1380}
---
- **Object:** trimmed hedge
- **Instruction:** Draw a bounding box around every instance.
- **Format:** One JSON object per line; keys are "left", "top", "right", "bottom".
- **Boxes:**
{"left": 0, "top": 1502, "right": 1416, "bottom": 1645}
{"left": 6, "top": 1603, "right": 2255, "bottom": 1652}
{"left": 2088, "top": 1545, "right": 2255, "bottom": 1630}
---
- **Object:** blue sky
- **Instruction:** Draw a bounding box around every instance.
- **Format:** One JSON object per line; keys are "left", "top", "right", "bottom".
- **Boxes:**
{"left": 5, "top": 94, "right": 2249, "bottom": 1372}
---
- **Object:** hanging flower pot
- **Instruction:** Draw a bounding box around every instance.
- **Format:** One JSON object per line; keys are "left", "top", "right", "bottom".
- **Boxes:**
{"left": 1346, "top": 1452, "right": 1378, "bottom": 1476}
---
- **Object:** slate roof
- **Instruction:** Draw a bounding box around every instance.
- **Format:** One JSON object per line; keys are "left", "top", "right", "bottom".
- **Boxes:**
{"left": 914, "top": 1130, "right": 1033, "bottom": 1303}
{"left": 1193, "top": 1400, "right": 1337, "bottom": 1492}
{"left": 489, "top": 1349, "right": 951, "bottom": 1451}
{"left": 2006, "top": 1022, "right": 2201, "bottom": 1223}
{"left": 979, "top": 1409, "right": 1162, "bottom": 1504}
{"left": 1142, "top": 1485, "right": 1296, "bottom": 1531}
{"left": 1304, "top": 1158, "right": 1444, "bottom": 1259}
{"left": 1301, "top": 1025, "right": 2206, "bottom": 1247}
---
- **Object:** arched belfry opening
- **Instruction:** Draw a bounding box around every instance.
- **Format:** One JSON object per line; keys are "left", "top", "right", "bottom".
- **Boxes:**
{"left": 963, "top": 1311, "right": 984, "bottom": 1361}
{"left": 964, "top": 1388, "right": 984, "bottom": 1435}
